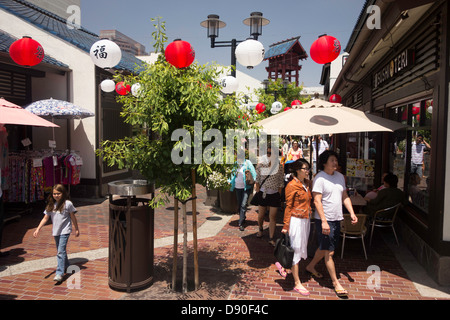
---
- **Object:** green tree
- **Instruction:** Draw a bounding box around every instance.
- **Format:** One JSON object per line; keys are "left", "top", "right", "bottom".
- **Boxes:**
{"left": 98, "top": 18, "right": 248, "bottom": 207}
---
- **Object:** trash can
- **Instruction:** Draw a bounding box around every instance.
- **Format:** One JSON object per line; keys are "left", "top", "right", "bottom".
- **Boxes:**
{"left": 108, "top": 179, "right": 154, "bottom": 292}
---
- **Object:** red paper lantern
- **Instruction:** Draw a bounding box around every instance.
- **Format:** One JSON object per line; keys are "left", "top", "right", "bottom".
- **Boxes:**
{"left": 165, "top": 39, "right": 195, "bottom": 69}
{"left": 310, "top": 35, "right": 341, "bottom": 64}
{"left": 9, "top": 36, "right": 44, "bottom": 67}
{"left": 412, "top": 105, "right": 420, "bottom": 115}
{"left": 291, "top": 100, "right": 302, "bottom": 106}
{"left": 255, "top": 103, "right": 266, "bottom": 114}
{"left": 116, "top": 82, "right": 131, "bottom": 95}
{"left": 284, "top": 107, "right": 291, "bottom": 111}
{"left": 329, "top": 94, "right": 342, "bottom": 103}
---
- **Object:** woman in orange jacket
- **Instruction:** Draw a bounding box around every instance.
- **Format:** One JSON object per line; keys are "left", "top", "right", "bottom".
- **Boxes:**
{"left": 276, "top": 158, "right": 312, "bottom": 296}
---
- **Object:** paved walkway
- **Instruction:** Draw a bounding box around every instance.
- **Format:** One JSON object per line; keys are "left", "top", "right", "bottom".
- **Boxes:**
{"left": 1, "top": 185, "right": 449, "bottom": 301}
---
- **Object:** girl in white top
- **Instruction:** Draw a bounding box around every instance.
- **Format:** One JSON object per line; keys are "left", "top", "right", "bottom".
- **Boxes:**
{"left": 34, "top": 184, "right": 79, "bottom": 282}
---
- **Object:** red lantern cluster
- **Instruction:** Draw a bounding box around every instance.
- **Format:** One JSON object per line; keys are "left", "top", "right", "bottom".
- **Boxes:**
{"left": 116, "top": 82, "right": 131, "bottom": 95}
{"left": 329, "top": 94, "right": 342, "bottom": 103}
{"left": 9, "top": 36, "right": 45, "bottom": 67}
{"left": 310, "top": 35, "right": 341, "bottom": 64}
{"left": 165, "top": 39, "right": 195, "bottom": 69}
{"left": 291, "top": 100, "right": 302, "bottom": 107}
{"left": 255, "top": 103, "right": 266, "bottom": 114}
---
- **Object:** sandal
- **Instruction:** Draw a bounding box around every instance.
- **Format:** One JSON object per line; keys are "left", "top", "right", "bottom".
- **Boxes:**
{"left": 306, "top": 269, "right": 324, "bottom": 279}
{"left": 256, "top": 227, "right": 263, "bottom": 238}
{"left": 334, "top": 288, "right": 348, "bottom": 298}
{"left": 275, "top": 262, "right": 287, "bottom": 278}
{"left": 294, "top": 286, "right": 310, "bottom": 296}
{"left": 268, "top": 238, "right": 276, "bottom": 247}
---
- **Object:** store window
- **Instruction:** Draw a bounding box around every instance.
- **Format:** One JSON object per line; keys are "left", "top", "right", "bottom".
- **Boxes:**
{"left": 388, "top": 99, "right": 433, "bottom": 218}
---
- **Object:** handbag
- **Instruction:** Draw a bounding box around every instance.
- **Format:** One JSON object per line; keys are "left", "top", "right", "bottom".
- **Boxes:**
{"left": 245, "top": 170, "right": 255, "bottom": 185}
{"left": 274, "top": 232, "right": 295, "bottom": 269}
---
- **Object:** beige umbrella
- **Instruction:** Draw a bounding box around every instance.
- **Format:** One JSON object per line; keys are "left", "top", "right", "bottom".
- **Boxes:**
{"left": 256, "top": 98, "right": 407, "bottom": 136}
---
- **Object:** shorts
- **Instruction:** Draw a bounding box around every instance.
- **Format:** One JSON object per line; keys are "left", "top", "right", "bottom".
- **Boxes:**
{"left": 315, "top": 219, "right": 341, "bottom": 252}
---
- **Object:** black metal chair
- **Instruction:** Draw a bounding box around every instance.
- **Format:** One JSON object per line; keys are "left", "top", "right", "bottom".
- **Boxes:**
{"left": 369, "top": 203, "right": 401, "bottom": 246}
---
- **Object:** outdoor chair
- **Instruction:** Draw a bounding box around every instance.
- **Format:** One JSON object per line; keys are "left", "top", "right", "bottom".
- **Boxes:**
{"left": 369, "top": 203, "right": 401, "bottom": 247}
{"left": 340, "top": 214, "right": 368, "bottom": 260}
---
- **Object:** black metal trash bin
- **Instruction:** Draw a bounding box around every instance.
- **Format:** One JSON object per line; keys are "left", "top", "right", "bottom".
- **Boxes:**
{"left": 108, "top": 180, "right": 154, "bottom": 292}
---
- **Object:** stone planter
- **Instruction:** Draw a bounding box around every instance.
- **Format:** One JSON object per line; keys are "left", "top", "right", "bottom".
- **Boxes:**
{"left": 205, "top": 188, "right": 220, "bottom": 207}
{"left": 219, "top": 190, "right": 238, "bottom": 214}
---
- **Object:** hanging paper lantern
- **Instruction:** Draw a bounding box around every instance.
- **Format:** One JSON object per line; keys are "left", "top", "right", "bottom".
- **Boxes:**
{"left": 310, "top": 35, "right": 341, "bottom": 64}
{"left": 412, "top": 104, "right": 420, "bottom": 115}
{"left": 255, "top": 103, "right": 266, "bottom": 114}
{"left": 9, "top": 36, "right": 45, "bottom": 67}
{"left": 116, "top": 82, "right": 131, "bottom": 95}
{"left": 165, "top": 39, "right": 195, "bottom": 69}
{"left": 235, "top": 39, "right": 265, "bottom": 69}
{"left": 284, "top": 107, "right": 291, "bottom": 111}
{"left": 329, "top": 94, "right": 342, "bottom": 103}
{"left": 100, "top": 79, "right": 116, "bottom": 92}
{"left": 291, "top": 100, "right": 302, "bottom": 107}
{"left": 272, "top": 101, "right": 283, "bottom": 112}
{"left": 427, "top": 106, "right": 433, "bottom": 114}
{"left": 90, "top": 39, "right": 122, "bottom": 68}
{"left": 219, "top": 76, "right": 239, "bottom": 94}
{"left": 131, "top": 83, "right": 142, "bottom": 97}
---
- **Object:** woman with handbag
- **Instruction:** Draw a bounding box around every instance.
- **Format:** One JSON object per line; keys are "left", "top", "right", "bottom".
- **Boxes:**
{"left": 277, "top": 158, "right": 312, "bottom": 296}
{"left": 254, "top": 147, "right": 284, "bottom": 246}
{"left": 230, "top": 156, "right": 257, "bottom": 231}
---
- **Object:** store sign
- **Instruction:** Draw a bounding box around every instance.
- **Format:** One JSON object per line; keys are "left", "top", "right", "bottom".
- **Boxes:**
{"left": 373, "top": 49, "right": 414, "bottom": 89}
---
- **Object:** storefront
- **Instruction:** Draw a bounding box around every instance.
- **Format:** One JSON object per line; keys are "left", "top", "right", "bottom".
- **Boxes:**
{"left": 331, "top": 0, "right": 449, "bottom": 285}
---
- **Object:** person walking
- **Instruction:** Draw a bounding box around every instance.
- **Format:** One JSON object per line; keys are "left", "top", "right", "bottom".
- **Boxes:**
{"left": 306, "top": 150, "right": 357, "bottom": 298}
{"left": 33, "top": 184, "right": 80, "bottom": 282}
{"left": 255, "top": 146, "right": 284, "bottom": 246}
{"left": 277, "top": 158, "right": 312, "bottom": 296}
{"left": 230, "top": 155, "right": 257, "bottom": 231}
{"left": 287, "top": 140, "right": 303, "bottom": 161}
{"left": 311, "top": 136, "right": 329, "bottom": 173}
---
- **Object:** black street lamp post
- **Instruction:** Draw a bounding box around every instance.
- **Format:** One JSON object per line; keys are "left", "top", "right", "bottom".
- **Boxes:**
{"left": 201, "top": 12, "right": 269, "bottom": 77}
{"left": 262, "top": 79, "right": 290, "bottom": 101}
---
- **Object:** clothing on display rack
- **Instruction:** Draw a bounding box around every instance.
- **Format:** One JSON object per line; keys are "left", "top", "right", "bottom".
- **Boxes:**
{"left": 2, "top": 150, "right": 83, "bottom": 203}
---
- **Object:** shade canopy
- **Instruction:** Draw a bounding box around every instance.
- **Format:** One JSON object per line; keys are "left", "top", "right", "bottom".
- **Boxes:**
{"left": 256, "top": 98, "right": 407, "bottom": 136}
{"left": 0, "top": 98, "right": 59, "bottom": 128}
{"left": 24, "top": 98, "right": 94, "bottom": 119}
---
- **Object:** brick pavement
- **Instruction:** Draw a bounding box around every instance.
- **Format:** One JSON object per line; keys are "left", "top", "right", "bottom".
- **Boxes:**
{"left": 0, "top": 185, "right": 447, "bottom": 301}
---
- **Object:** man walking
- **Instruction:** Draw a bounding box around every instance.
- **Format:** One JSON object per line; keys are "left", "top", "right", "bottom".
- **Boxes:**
{"left": 306, "top": 150, "right": 357, "bottom": 298}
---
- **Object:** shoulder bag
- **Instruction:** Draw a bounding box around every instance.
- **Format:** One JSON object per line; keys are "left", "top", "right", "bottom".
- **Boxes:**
{"left": 274, "top": 232, "right": 294, "bottom": 269}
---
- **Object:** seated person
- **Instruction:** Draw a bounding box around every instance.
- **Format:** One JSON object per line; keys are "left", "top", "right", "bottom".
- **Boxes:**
{"left": 408, "top": 173, "right": 421, "bottom": 206}
{"left": 363, "top": 173, "right": 405, "bottom": 217}
{"left": 364, "top": 172, "right": 390, "bottom": 201}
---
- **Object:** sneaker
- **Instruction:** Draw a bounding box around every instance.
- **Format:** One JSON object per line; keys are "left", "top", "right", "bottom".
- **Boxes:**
{"left": 239, "top": 225, "right": 245, "bottom": 231}
{"left": 53, "top": 274, "right": 63, "bottom": 282}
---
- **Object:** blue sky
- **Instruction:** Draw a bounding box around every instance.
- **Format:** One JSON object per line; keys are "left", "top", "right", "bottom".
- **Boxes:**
{"left": 80, "top": 0, "right": 364, "bottom": 87}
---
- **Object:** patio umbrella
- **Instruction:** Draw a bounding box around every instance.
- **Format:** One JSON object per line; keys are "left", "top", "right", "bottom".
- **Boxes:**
{"left": 256, "top": 98, "right": 407, "bottom": 136}
{"left": 24, "top": 98, "right": 94, "bottom": 119}
{"left": 0, "top": 97, "right": 59, "bottom": 128}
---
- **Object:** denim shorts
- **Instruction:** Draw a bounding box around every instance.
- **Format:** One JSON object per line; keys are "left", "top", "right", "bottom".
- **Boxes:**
{"left": 315, "top": 219, "right": 341, "bottom": 252}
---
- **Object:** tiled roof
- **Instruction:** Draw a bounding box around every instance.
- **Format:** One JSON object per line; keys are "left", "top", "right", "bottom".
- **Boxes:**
{"left": 0, "top": 29, "right": 69, "bottom": 68}
{"left": 264, "top": 36, "right": 308, "bottom": 60}
{"left": 0, "top": 0, "right": 144, "bottom": 72}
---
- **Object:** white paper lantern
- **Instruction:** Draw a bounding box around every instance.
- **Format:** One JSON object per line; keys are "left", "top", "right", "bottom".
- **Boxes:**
{"left": 90, "top": 39, "right": 122, "bottom": 68}
{"left": 235, "top": 39, "right": 265, "bottom": 69}
{"left": 100, "top": 79, "right": 116, "bottom": 92}
{"left": 220, "top": 76, "right": 239, "bottom": 94}
{"left": 427, "top": 106, "right": 433, "bottom": 114}
{"left": 131, "top": 83, "right": 142, "bottom": 97}
{"left": 272, "top": 101, "right": 283, "bottom": 112}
